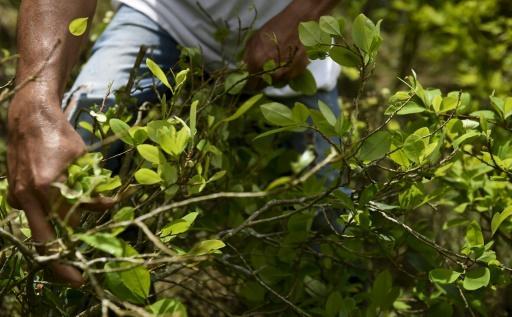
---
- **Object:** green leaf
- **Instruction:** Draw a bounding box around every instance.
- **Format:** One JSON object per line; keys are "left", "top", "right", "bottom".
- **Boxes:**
{"left": 311, "top": 110, "right": 336, "bottom": 136}
{"left": 452, "top": 131, "right": 481, "bottom": 149}
{"left": 134, "top": 168, "right": 162, "bottom": 185}
{"left": 334, "top": 190, "right": 355, "bottom": 210}
{"left": 352, "top": 14, "right": 377, "bottom": 53}
{"left": 357, "top": 131, "right": 391, "bottom": 162}
{"left": 253, "top": 125, "right": 304, "bottom": 140}
{"left": 109, "top": 119, "right": 134, "bottom": 146}
{"left": 95, "top": 175, "right": 122, "bottom": 192}
{"left": 334, "top": 115, "right": 351, "bottom": 137}
{"left": 161, "top": 211, "right": 199, "bottom": 237}
{"left": 371, "top": 270, "right": 396, "bottom": 308}
{"left": 292, "top": 102, "right": 310, "bottom": 123}
{"left": 240, "top": 281, "right": 266, "bottom": 303}
{"left": 439, "top": 95, "right": 459, "bottom": 113}
{"left": 423, "top": 89, "right": 442, "bottom": 108}
{"left": 53, "top": 182, "right": 83, "bottom": 200}
{"left": 187, "top": 174, "right": 207, "bottom": 195}
{"left": 219, "top": 94, "right": 263, "bottom": 124}
{"left": 260, "top": 102, "right": 297, "bottom": 126}
{"left": 329, "top": 46, "right": 360, "bottom": 68}
{"left": 398, "top": 184, "right": 424, "bottom": 209}
{"left": 129, "top": 126, "right": 148, "bottom": 145}
{"left": 465, "top": 220, "right": 484, "bottom": 247}
{"left": 146, "top": 58, "right": 172, "bottom": 90}
{"left": 461, "top": 119, "right": 479, "bottom": 130}
{"left": 265, "top": 176, "right": 292, "bottom": 191}
{"left": 429, "top": 268, "right": 461, "bottom": 284}
{"left": 397, "top": 102, "right": 425, "bottom": 115}
{"left": 265, "top": 176, "right": 292, "bottom": 190}
{"left": 298, "top": 21, "right": 322, "bottom": 46}
{"left": 319, "top": 16, "right": 342, "bottom": 36}
{"left": 462, "top": 267, "right": 490, "bottom": 291}
{"left": 491, "top": 206, "right": 512, "bottom": 236}
{"left": 389, "top": 145, "right": 410, "bottom": 168}
{"left": 173, "top": 127, "right": 190, "bottom": 156}
{"left": 490, "top": 96, "right": 504, "bottom": 117}
{"left": 76, "top": 233, "right": 124, "bottom": 257}
{"left": 359, "top": 184, "right": 377, "bottom": 206}
{"left": 289, "top": 69, "right": 317, "bottom": 96}
{"left": 137, "top": 144, "right": 162, "bottom": 164}
{"left": 160, "top": 126, "right": 190, "bottom": 156}
{"left": 432, "top": 95, "right": 443, "bottom": 112}
{"left": 147, "top": 120, "right": 172, "bottom": 143}
{"left": 304, "top": 275, "right": 328, "bottom": 297}
{"left": 112, "top": 207, "right": 135, "bottom": 236}
{"left": 174, "top": 68, "right": 189, "bottom": 90}
{"left": 403, "top": 134, "right": 425, "bottom": 163}
{"left": 79, "top": 121, "right": 94, "bottom": 133}
{"left": 69, "top": 17, "right": 88, "bottom": 36}
{"left": 422, "top": 141, "right": 439, "bottom": 161}
{"left": 104, "top": 243, "right": 150, "bottom": 304}
{"left": 225, "top": 71, "right": 248, "bottom": 95}
{"left": 160, "top": 163, "right": 178, "bottom": 185}
{"left": 318, "top": 100, "right": 337, "bottom": 126}
{"left": 188, "top": 239, "right": 225, "bottom": 256}
{"left": 189, "top": 100, "right": 198, "bottom": 142}
{"left": 325, "top": 291, "right": 343, "bottom": 317}
{"left": 146, "top": 299, "right": 187, "bottom": 317}
{"left": 208, "top": 170, "right": 226, "bottom": 183}
{"left": 503, "top": 97, "right": 512, "bottom": 120}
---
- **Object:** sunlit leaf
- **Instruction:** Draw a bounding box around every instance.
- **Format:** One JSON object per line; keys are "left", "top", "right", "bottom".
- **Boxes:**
{"left": 462, "top": 267, "right": 490, "bottom": 291}
{"left": 69, "top": 17, "right": 88, "bottom": 36}
{"left": 147, "top": 58, "right": 172, "bottom": 90}
{"left": 134, "top": 168, "right": 162, "bottom": 185}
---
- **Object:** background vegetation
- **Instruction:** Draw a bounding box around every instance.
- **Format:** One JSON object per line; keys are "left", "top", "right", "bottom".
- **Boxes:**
{"left": 0, "top": 0, "right": 511, "bottom": 316}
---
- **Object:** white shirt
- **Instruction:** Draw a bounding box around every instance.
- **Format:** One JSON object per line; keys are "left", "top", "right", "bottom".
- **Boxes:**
{"left": 116, "top": 0, "right": 340, "bottom": 96}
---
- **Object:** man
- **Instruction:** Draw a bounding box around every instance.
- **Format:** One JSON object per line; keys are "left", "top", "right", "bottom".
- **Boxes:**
{"left": 7, "top": 0, "right": 340, "bottom": 286}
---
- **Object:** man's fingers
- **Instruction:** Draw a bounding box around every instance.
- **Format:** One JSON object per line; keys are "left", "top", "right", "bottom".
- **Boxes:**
{"left": 6, "top": 191, "right": 21, "bottom": 210}
{"left": 49, "top": 261, "right": 85, "bottom": 288}
{"left": 21, "top": 196, "right": 85, "bottom": 287}
{"left": 23, "top": 196, "right": 58, "bottom": 243}
{"left": 55, "top": 199, "right": 81, "bottom": 227}
{"left": 273, "top": 48, "right": 309, "bottom": 82}
{"left": 246, "top": 77, "right": 265, "bottom": 92}
{"left": 286, "top": 55, "right": 310, "bottom": 80}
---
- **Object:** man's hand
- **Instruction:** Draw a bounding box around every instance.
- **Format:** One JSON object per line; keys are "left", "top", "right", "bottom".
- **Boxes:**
{"left": 7, "top": 96, "right": 86, "bottom": 216}
{"left": 7, "top": 95, "right": 87, "bottom": 287}
{"left": 243, "top": 10, "right": 309, "bottom": 84}
{"left": 243, "top": 0, "right": 339, "bottom": 86}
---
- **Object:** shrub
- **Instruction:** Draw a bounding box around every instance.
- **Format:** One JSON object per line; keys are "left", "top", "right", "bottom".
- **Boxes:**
{"left": 1, "top": 10, "right": 512, "bottom": 317}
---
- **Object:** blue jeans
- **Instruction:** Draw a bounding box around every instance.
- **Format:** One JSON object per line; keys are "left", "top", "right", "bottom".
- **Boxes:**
{"left": 64, "top": 5, "right": 340, "bottom": 167}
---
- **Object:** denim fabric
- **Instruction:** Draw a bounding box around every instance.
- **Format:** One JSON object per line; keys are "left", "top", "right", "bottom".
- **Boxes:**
{"left": 64, "top": 5, "right": 341, "bottom": 164}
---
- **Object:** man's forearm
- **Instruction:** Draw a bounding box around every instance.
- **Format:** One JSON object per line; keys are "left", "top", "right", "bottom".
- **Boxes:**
{"left": 14, "top": 0, "right": 97, "bottom": 104}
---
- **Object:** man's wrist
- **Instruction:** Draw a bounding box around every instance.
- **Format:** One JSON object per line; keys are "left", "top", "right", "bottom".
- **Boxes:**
{"left": 8, "top": 84, "right": 62, "bottom": 126}
{"left": 10, "top": 81, "right": 61, "bottom": 110}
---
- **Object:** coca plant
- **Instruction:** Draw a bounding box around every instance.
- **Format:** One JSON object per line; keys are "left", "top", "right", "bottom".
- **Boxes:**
{"left": 0, "top": 13, "right": 512, "bottom": 317}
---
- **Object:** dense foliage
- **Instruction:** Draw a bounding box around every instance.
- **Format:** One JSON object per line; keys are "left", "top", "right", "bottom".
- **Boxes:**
{"left": 1, "top": 1, "right": 512, "bottom": 316}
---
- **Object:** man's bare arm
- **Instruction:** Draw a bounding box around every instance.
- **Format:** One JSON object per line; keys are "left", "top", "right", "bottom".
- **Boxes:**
{"left": 14, "top": 0, "right": 97, "bottom": 98}
{"left": 7, "top": 0, "right": 97, "bottom": 287}
{"left": 244, "top": 0, "right": 340, "bottom": 82}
